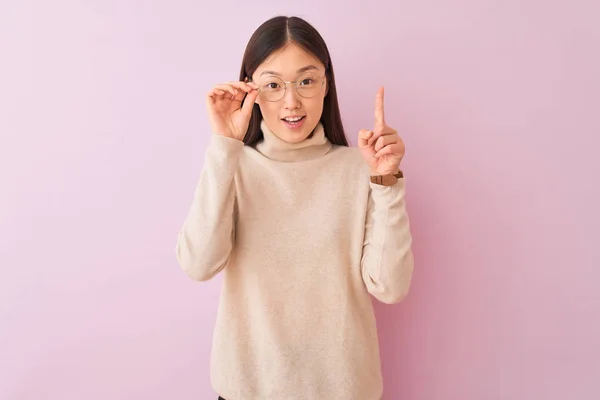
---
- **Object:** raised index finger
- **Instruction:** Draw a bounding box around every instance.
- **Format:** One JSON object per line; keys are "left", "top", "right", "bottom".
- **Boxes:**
{"left": 375, "top": 86, "right": 385, "bottom": 126}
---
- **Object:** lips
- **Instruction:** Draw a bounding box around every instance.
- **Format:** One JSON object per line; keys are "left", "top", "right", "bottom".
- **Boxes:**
{"left": 281, "top": 115, "right": 306, "bottom": 130}
{"left": 281, "top": 115, "right": 305, "bottom": 122}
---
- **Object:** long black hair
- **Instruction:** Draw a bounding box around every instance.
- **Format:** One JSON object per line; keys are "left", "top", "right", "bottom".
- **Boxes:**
{"left": 239, "top": 16, "right": 349, "bottom": 147}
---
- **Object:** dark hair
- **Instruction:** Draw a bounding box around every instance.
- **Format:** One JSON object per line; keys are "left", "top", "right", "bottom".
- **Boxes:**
{"left": 238, "top": 16, "right": 349, "bottom": 147}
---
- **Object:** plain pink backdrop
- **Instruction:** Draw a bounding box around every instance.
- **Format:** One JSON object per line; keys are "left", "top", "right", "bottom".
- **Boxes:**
{"left": 1, "top": 1, "right": 598, "bottom": 399}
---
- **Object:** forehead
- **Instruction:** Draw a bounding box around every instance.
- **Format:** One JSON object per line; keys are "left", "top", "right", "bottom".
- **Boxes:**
{"left": 253, "top": 43, "right": 325, "bottom": 78}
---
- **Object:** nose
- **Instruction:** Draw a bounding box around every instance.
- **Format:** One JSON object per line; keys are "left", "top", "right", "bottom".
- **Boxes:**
{"left": 282, "top": 84, "right": 301, "bottom": 109}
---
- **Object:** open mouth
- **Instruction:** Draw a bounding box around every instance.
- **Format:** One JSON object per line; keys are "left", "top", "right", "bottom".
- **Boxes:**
{"left": 282, "top": 116, "right": 305, "bottom": 122}
{"left": 281, "top": 116, "right": 306, "bottom": 129}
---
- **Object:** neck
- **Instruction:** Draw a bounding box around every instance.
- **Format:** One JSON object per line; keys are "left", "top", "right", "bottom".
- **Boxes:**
{"left": 254, "top": 120, "right": 332, "bottom": 162}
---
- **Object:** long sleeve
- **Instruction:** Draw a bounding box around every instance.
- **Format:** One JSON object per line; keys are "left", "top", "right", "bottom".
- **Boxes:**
{"left": 175, "top": 134, "right": 245, "bottom": 281}
{"left": 361, "top": 177, "right": 414, "bottom": 304}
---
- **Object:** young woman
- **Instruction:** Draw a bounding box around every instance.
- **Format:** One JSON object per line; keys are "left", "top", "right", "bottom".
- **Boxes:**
{"left": 175, "top": 15, "right": 414, "bottom": 400}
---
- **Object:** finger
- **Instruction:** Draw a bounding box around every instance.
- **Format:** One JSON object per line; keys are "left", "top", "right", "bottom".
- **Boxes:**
{"left": 358, "top": 129, "right": 374, "bottom": 148}
{"left": 211, "top": 92, "right": 237, "bottom": 105}
{"left": 244, "top": 77, "right": 259, "bottom": 88}
{"left": 215, "top": 85, "right": 249, "bottom": 103}
{"left": 231, "top": 89, "right": 249, "bottom": 103}
{"left": 368, "top": 126, "right": 396, "bottom": 147}
{"left": 246, "top": 81, "right": 259, "bottom": 90}
{"left": 375, "top": 142, "right": 405, "bottom": 158}
{"left": 228, "top": 81, "right": 258, "bottom": 104}
{"left": 241, "top": 89, "right": 259, "bottom": 115}
{"left": 375, "top": 86, "right": 385, "bottom": 127}
{"left": 227, "top": 81, "right": 255, "bottom": 92}
{"left": 207, "top": 86, "right": 225, "bottom": 97}
{"left": 214, "top": 84, "right": 244, "bottom": 97}
{"left": 374, "top": 134, "right": 398, "bottom": 152}
{"left": 207, "top": 88, "right": 226, "bottom": 97}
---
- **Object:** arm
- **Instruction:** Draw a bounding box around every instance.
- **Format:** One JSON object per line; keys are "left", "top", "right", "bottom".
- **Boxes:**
{"left": 361, "top": 177, "right": 414, "bottom": 304}
{"left": 175, "top": 134, "right": 244, "bottom": 281}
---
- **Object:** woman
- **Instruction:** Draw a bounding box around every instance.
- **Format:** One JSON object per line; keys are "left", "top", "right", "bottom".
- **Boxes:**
{"left": 175, "top": 15, "right": 414, "bottom": 400}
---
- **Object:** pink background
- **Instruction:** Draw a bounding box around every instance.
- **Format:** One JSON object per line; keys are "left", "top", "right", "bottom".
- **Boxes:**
{"left": 1, "top": 1, "right": 598, "bottom": 399}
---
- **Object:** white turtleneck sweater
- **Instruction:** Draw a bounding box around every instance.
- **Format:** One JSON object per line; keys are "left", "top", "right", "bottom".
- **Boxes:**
{"left": 175, "top": 120, "right": 414, "bottom": 400}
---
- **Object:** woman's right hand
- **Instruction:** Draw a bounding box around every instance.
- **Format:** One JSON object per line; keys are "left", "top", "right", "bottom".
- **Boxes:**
{"left": 206, "top": 80, "right": 260, "bottom": 141}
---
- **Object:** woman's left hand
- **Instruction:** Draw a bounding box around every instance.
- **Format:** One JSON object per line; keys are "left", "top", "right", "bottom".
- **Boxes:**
{"left": 358, "top": 87, "right": 405, "bottom": 175}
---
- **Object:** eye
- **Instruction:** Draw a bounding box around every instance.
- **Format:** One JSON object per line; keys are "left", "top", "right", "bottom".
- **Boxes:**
{"left": 300, "top": 78, "right": 314, "bottom": 86}
{"left": 264, "top": 81, "right": 281, "bottom": 90}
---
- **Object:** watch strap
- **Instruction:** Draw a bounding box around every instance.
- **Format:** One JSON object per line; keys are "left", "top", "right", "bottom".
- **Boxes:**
{"left": 370, "top": 170, "right": 403, "bottom": 186}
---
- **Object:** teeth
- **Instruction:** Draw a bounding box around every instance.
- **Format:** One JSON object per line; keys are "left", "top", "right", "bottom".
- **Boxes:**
{"left": 284, "top": 116, "right": 303, "bottom": 122}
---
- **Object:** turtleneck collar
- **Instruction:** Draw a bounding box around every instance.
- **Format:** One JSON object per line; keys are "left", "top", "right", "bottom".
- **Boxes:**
{"left": 254, "top": 119, "right": 332, "bottom": 162}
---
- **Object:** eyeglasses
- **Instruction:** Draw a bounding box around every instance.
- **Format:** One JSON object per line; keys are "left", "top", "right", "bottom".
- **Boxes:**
{"left": 251, "top": 73, "right": 326, "bottom": 102}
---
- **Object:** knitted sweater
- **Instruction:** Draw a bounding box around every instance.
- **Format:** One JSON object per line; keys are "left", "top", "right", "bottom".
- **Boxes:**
{"left": 175, "top": 120, "right": 414, "bottom": 400}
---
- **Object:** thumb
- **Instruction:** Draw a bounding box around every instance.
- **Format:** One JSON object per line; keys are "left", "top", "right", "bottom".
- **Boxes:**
{"left": 358, "top": 129, "right": 376, "bottom": 163}
{"left": 358, "top": 129, "right": 374, "bottom": 148}
{"left": 241, "top": 89, "right": 259, "bottom": 117}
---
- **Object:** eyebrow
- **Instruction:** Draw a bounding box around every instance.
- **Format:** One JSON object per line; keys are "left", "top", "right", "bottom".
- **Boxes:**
{"left": 260, "top": 65, "right": 320, "bottom": 77}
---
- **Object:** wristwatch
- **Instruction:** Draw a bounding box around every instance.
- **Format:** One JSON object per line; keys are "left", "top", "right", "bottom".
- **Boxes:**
{"left": 370, "top": 170, "right": 404, "bottom": 186}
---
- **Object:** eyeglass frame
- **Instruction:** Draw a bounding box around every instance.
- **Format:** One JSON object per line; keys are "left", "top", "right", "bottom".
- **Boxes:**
{"left": 247, "top": 73, "right": 327, "bottom": 102}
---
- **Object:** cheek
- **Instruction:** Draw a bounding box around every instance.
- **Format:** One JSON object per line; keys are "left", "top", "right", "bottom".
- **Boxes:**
{"left": 307, "top": 98, "right": 325, "bottom": 118}
{"left": 259, "top": 102, "right": 281, "bottom": 119}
